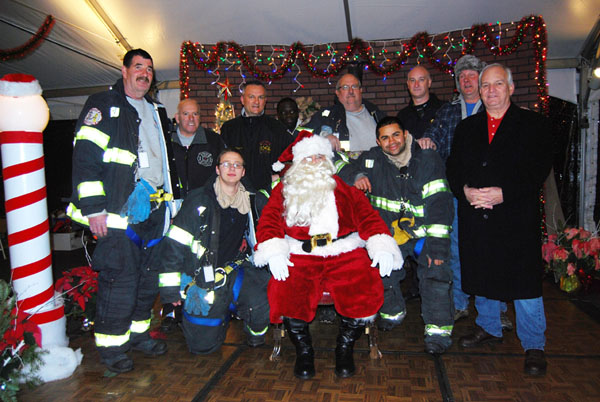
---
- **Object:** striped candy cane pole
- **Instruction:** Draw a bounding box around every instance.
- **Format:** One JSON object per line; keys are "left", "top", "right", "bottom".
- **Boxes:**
{"left": 0, "top": 74, "right": 67, "bottom": 348}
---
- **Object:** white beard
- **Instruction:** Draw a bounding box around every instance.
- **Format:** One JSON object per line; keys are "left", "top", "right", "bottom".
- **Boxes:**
{"left": 283, "top": 159, "right": 337, "bottom": 227}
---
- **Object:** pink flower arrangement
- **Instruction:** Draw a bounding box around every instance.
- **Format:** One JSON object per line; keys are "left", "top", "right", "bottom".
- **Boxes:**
{"left": 542, "top": 226, "right": 600, "bottom": 292}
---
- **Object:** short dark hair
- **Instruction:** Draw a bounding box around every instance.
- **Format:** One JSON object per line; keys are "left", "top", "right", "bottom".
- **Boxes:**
{"left": 217, "top": 148, "right": 245, "bottom": 165}
{"left": 123, "top": 49, "right": 153, "bottom": 67}
{"left": 241, "top": 80, "right": 266, "bottom": 93}
{"left": 375, "top": 116, "right": 405, "bottom": 139}
{"left": 277, "top": 97, "right": 298, "bottom": 112}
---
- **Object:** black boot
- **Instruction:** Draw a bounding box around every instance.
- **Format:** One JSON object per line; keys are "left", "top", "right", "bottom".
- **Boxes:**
{"left": 335, "top": 316, "right": 365, "bottom": 378}
{"left": 283, "top": 317, "right": 315, "bottom": 379}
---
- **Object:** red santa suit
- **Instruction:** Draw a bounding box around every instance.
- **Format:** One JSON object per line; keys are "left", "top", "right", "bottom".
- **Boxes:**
{"left": 254, "top": 175, "right": 401, "bottom": 323}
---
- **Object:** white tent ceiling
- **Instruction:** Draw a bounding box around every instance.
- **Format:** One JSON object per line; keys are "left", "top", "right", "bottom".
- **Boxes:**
{"left": 1, "top": 0, "right": 599, "bottom": 95}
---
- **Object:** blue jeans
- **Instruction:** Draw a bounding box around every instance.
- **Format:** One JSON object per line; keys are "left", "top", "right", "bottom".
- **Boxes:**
{"left": 475, "top": 296, "right": 546, "bottom": 351}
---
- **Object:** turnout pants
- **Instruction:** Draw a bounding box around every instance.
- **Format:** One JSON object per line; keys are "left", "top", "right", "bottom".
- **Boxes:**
{"left": 93, "top": 206, "right": 166, "bottom": 361}
{"left": 182, "top": 261, "right": 270, "bottom": 354}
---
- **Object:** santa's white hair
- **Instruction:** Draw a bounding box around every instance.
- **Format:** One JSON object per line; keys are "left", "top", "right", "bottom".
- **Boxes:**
{"left": 283, "top": 157, "right": 337, "bottom": 227}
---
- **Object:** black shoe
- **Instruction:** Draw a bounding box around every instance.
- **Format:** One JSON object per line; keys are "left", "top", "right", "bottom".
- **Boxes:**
{"left": 103, "top": 354, "right": 133, "bottom": 374}
{"left": 524, "top": 349, "right": 547, "bottom": 375}
{"left": 247, "top": 334, "right": 265, "bottom": 348}
{"left": 459, "top": 326, "right": 502, "bottom": 348}
{"left": 283, "top": 317, "right": 315, "bottom": 379}
{"left": 131, "top": 339, "right": 167, "bottom": 356}
{"left": 424, "top": 340, "right": 449, "bottom": 355}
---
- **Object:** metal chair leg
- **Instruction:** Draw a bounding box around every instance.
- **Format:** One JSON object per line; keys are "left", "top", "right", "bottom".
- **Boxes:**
{"left": 366, "top": 321, "right": 382, "bottom": 359}
{"left": 269, "top": 323, "right": 284, "bottom": 361}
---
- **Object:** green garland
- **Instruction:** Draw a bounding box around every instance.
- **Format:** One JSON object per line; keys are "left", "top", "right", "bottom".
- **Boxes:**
{"left": 1, "top": 15, "right": 55, "bottom": 62}
{"left": 180, "top": 15, "right": 548, "bottom": 114}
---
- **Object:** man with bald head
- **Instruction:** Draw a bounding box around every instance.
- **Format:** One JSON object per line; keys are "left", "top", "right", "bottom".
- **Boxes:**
{"left": 171, "top": 99, "right": 225, "bottom": 198}
{"left": 397, "top": 65, "right": 444, "bottom": 141}
{"left": 161, "top": 98, "right": 225, "bottom": 332}
{"left": 306, "top": 73, "right": 385, "bottom": 155}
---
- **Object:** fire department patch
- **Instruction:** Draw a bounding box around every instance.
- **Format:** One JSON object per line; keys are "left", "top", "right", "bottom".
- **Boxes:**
{"left": 197, "top": 151, "right": 213, "bottom": 167}
{"left": 83, "top": 108, "right": 102, "bottom": 125}
{"left": 259, "top": 140, "right": 272, "bottom": 154}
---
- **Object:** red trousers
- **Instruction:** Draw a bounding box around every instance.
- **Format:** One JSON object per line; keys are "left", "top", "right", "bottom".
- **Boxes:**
{"left": 268, "top": 247, "right": 383, "bottom": 323}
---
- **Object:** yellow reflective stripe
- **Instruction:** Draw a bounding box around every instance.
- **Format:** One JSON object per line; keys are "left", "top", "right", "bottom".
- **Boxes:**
{"left": 379, "top": 310, "right": 406, "bottom": 321}
{"left": 77, "top": 181, "right": 105, "bottom": 199}
{"left": 95, "top": 330, "right": 130, "bottom": 347}
{"left": 74, "top": 126, "right": 110, "bottom": 150}
{"left": 247, "top": 325, "right": 268, "bottom": 336}
{"left": 270, "top": 178, "right": 280, "bottom": 189}
{"left": 66, "top": 202, "right": 128, "bottom": 230}
{"left": 296, "top": 126, "right": 313, "bottom": 133}
{"left": 159, "top": 272, "right": 181, "bottom": 287}
{"left": 334, "top": 158, "right": 348, "bottom": 173}
{"left": 130, "top": 319, "right": 151, "bottom": 334}
{"left": 259, "top": 189, "right": 270, "bottom": 199}
{"left": 166, "top": 225, "right": 194, "bottom": 247}
{"left": 422, "top": 179, "right": 450, "bottom": 199}
{"left": 425, "top": 224, "right": 451, "bottom": 239}
{"left": 425, "top": 324, "right": 453, "bottom": 336}
{"left": 191, "top": 240, "right": 206, "bottom": 259}
{"left": 103, "top": 148, "right": 137, "bottom": 166}
{"left": 413, "top": 227, "right": 427, "bottom": 238}
{"left": 368, "top": 195, "right": 424, "bottom": 217}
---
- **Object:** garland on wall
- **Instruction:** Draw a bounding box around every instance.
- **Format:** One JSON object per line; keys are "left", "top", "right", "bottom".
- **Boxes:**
{"left": 0, "top": 15, "right": 55, "bottom": 61}
{"left": 180, "top": 15, "right": 548, "bottom": 114}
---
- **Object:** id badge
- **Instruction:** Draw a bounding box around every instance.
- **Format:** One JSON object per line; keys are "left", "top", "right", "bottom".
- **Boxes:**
{"left": 203, "top": 265, "right": 214, "bottom": 283}
{"left": 138, "top": 151, "right": 149, "bottom": 168}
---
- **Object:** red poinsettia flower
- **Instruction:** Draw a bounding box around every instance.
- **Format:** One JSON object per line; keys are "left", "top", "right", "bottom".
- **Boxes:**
{"left": 564, "top": 227, "right": 580, "bottom": 240}
{"left": 553, "top": 247, "right": 569, "bottom": 261}
{"left": 542, "top": 241, "right": 558, "bottom": 263}
{"left": 572, "top": 239, "right": 586, "bottom": 259}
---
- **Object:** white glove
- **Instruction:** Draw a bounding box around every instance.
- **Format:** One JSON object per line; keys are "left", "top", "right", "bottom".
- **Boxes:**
{"left": 268, "top": 255, "right": 293, "bottom": 281}
{"left": 371, "top": 251, "right": 394, "bottom": 277}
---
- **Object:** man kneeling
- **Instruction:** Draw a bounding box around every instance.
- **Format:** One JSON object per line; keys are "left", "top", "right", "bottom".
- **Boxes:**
{"left": 157, "top": 150, "right": 270, "bottom": 353}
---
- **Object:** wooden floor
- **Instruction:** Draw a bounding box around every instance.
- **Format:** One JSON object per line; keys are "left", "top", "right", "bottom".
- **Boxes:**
{"left": 18, "top": 280, "right": 600, "bottom": 402}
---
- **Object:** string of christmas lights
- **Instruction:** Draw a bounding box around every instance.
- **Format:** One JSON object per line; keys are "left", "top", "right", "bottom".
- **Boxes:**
{"left": 180, "top": 15, "right": 548, "bottom": 114}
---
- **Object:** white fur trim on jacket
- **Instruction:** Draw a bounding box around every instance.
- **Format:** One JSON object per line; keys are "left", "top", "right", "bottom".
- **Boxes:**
{"left": 254, "top": 237, "right": 290, "bottom": 267}
{"left": 272, "top": 160, "right": 285, "bottom": 172}
{"left": 366, "top": 234, "right": 404, "bottom": 269}
{"left": 292, "top": 135, "right": 334, "bottom": 162}
{"left": 287, "top": 232, "right": 365, "bottom": 257}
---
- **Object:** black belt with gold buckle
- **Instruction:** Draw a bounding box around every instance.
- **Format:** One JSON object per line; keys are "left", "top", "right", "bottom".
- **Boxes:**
{"left": 301, "top": 232, "right": 351, "bottom": 253}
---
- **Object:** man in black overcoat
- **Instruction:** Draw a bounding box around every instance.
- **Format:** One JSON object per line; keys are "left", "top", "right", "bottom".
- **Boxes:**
{"left": 446, "top": 63, "right": 553, "bottom": 376}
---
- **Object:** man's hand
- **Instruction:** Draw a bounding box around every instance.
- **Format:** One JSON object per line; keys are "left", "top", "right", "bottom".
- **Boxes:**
{"left": 427, "top": 256, "right": 444, "bottom": 267}
{"left": 371, "top": 251, "right": 394, "bottom": 277}
{"left": 89, "top": 214, "right": 108, "bottom": 238}
{"left": 268, "top": 255, "right": 293, "bottom": 281}
{"left": 416, "top": 137, "right": 437, "bottom": 150}
{"left": 325, "top": 135, "right": 341, "bottom": 152}
{"left": 464, "top": 185, "right": 503, "bottom": 209}
{"left": 354, "top": 177, "right": 372, "bottom": 193}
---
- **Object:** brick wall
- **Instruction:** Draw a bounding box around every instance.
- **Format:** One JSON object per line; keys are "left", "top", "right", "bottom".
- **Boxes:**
{"left": 185, "top": 25, "right": 539, "bottom": 128}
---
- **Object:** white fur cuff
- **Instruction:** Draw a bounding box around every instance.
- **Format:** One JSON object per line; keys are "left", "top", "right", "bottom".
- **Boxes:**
{"left": 254, "top": 237, "right": 290, "bottom": 267}
{"left": 366, "top": 234, "right": 403, "bottom": 268}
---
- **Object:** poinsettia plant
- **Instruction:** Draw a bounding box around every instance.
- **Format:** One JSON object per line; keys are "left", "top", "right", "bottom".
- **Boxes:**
{"left": 0, "top": 279, "right": 43, "bottom": 401}
{"left": 55, "top": 266, "right": 98, "bottom": 321}
{"left": 542, "top": 226, "right": 600, "bottom": 292}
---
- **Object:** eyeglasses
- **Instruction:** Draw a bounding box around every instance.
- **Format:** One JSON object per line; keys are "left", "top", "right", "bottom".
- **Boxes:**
{"left": 338, "top": 84, "right": 360, "bottom": 91}
{"left": 219, "top": 162, "right": 244, "bottom": 169}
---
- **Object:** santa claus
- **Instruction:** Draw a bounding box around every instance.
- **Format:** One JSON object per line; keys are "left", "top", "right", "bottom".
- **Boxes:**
{"left": 254, "top": 131, "right": 403, "bottom": 379}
